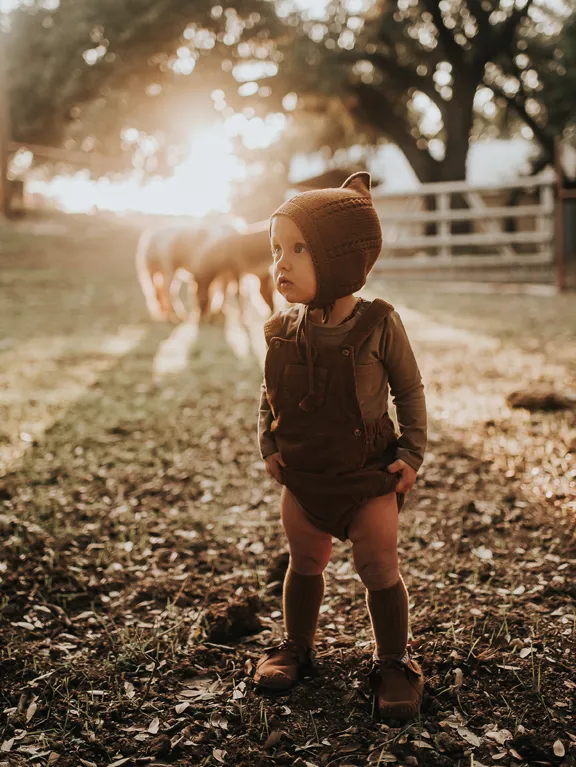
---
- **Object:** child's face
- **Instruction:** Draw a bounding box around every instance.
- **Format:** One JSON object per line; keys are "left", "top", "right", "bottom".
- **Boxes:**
{"left": 270, "top": 216, "right": 317, "bottom": 304}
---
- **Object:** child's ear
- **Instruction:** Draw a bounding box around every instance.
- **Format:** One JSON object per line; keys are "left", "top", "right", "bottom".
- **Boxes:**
{"left": 341, "top": 171, "right": 372, "bottom": 197}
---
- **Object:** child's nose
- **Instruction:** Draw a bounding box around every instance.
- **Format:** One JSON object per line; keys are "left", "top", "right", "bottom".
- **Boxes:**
{"left": 277, "top": 251, "right": 291, "bottom": 269}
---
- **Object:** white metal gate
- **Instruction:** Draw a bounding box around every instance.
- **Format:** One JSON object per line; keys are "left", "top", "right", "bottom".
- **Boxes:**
{"left": 371, "top": 170, "right": 556, "bottom": 283}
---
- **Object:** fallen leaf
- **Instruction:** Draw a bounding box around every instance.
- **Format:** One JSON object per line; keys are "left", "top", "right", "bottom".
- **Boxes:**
{"left": 453, "top": 668, "right": 463, "bottom": 690}
{"left": 413, "top": 740, "right": 433, "bottom": 748}
{"left": 148, "top": 716, "right": 160, "bottom": 734}
{"left": 210, "top": 713, "right": 228, "bottom": 730}
{"left": 340, "top": 744, "right": 360, "bottom": 753}
{"left": 26, "top": 700, "right": 38, "bottom": 723}
{"left": 213, "top": 748, "right": 227, "bottom": 763}
{"left": 485, "top": 729, "right": 513, "bottom": 745}
{"left": 174, "top": 702, "right": 190, "bottom": 714}
{"left": 124, "top": 682, "right": 135, "bottom": 699}
{"left": 263, "top": 730, "right": 284, "bottom": 750}
{"left": 553, "top": 740, "right": 565, "bottom": 757}
{"left": 457, "top": 727, "right": 480, "bottom": 747}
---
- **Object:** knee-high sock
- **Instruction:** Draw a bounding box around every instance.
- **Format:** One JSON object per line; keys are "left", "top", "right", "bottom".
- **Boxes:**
{"left": 283, "top": 568, "right": 325, "bottom": 649}
{"left": 366, "top": 576, "right": 409, "bottom": 660}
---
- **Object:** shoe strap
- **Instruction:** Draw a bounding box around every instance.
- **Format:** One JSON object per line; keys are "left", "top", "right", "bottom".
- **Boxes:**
{"left": 265, "top": 638, "right": 311, "bottom": 657}
{"left": 370, "top": 652, "right": 420, "bottom": 679}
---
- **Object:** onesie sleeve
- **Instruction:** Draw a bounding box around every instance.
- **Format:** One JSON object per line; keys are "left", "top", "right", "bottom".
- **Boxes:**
{"left": 258, "top": 382, "right": 278, "bottom": 460}
{"left": 379, "top": 310, "right": 427, "bottom": 471}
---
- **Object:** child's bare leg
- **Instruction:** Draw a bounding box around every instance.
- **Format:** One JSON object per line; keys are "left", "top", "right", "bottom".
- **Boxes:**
{"left": 348, "top": 493, "right": 409, "bottom": 660}
{"left": 280, "top": 487, "right": 332, "bottom": 648}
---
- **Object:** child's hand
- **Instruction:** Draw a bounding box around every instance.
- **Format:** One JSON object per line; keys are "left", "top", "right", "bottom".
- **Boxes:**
{"left": 265, "top": 452, "right": 286, "bottom": 484}
{"left": 387, "top": 459, "right": 417, "bottom": 494}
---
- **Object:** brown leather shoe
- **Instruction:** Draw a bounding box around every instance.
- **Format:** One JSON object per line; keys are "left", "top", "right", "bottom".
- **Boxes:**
{"left": 368, "top": 652, "right": 424, "bottom": 720}
{"left": 254, "top": 638, "right": 315, "bottom": 691}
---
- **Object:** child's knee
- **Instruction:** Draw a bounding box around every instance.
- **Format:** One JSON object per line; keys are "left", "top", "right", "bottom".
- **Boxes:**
{"left": 290, "top": 551, "right": 330, "bottom": 576}
{"left": 355, "top": 559, "right": 399, "bottom": 591}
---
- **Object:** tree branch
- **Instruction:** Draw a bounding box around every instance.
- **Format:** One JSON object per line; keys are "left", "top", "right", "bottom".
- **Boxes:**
{"left": 362, "top": 51, "right": 450, "bottom": 120}
{"left": 467, "top": 0, "right": 492, "bottom": 41}
{"left": 489, "top": 82, "right": 554, "bottom": 161}
{"left": 421, "top": 0, "right": 465, "bottom": 68}
{"left": 351, "top": 82, "right": 441, "bottom": 183}
{"left": 478, "top": 0, "right": 535, "bottom": 66}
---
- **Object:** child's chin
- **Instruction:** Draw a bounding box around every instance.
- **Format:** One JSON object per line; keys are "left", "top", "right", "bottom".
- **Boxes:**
{"left": 282, "top": 286, "right": 312, "bottom": 304}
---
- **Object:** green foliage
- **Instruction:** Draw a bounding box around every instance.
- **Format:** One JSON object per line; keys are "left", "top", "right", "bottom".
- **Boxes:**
{"left": 6, "top": 0, "right": 281, "bottom": 148}
{"left": 269, "top": 0, "right": 575, "bottom": 181}
{"left": 4, "top": 0, "right": 575, "bottom": 182}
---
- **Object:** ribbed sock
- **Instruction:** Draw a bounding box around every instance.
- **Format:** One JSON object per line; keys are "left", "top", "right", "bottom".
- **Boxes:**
{"left": 283, "top": 568, "right": 325, "bottom": 649}
{"left": 366, "top": 576, "right": 409, "bottom": 660}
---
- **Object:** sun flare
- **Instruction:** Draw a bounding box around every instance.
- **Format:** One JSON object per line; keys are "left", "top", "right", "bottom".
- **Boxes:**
{"left": 25, "top": 115, "right": 286, "bottom": 218}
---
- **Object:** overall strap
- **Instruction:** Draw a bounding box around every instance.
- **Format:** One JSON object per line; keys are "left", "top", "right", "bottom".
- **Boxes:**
{"left": 346, "top": 298, "right": 395, "bottom": 352}
{"left": 264, "top": 307, "right": 305, "bottom": 347}
{"left": 264, "top": 312, "right": 285, "bottom": 347}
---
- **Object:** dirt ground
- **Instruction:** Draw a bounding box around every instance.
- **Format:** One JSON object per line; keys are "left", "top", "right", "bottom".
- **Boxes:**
{"left": 0, "top": 212, "right": 575, "bottom": 767}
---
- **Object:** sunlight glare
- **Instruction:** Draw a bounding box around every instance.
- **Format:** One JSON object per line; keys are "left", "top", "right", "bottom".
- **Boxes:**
{"left": 28, "top": 115, "right": 286, "bottom": 217}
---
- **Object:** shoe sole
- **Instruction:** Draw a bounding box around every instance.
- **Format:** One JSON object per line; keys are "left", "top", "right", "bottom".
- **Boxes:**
{"left": 254, "top": 675, "right": 297, "bottom": 692}
{"left": 254, "top": 662, "right": 315, "bottom": 692}
{"left": 377, "top": 701, "right": 421, "bottom": 721}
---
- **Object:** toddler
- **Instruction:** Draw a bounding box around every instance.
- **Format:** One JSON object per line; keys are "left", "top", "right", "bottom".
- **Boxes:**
{"left": 254, "top": 172, "right": 427, "bottom": 720}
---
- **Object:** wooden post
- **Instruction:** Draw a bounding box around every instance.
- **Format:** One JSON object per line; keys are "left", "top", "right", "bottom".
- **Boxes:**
{"left": 438, "top": 192, "right": 450, "bottom": 258}
{"left": 554, "top": 136, "right": 565, "bottom": 292}
{"left": 0, "top": 22, "right": 11, "bottom": 218}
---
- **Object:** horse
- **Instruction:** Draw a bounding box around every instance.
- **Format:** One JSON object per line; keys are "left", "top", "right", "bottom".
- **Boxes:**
{"left": 136, "top": 219, "right": 275, "bottom": 323}
{"left": 135, "top": 220, "right": 236, "bottom": 323}
{"left": 194, "top": 221, "right": 275, "bottom": 321}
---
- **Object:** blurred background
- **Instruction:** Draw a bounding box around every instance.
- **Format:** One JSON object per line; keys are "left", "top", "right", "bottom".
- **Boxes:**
{"left": 0, "top": 0, "right": 574, "bottom": 222}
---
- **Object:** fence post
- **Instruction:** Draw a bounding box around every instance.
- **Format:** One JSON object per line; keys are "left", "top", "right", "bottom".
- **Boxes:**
{"left": 539, "top": 181, "right": 554, "bottom": 263}
{"left": 438, "top": 192, "right": 450, "bottom": 258}
{"left": 0, "top": 21, "right": 11, "bottom": 219}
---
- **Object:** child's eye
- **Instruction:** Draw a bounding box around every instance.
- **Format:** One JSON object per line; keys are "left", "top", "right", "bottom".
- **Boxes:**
{"left": 272, "top": 244, "right": 281, "bottom": 256}
{"left": 294, "top": 243, "right": 307, "bottom": 254}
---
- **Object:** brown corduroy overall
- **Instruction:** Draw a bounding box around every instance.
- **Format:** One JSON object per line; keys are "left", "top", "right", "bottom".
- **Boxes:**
{"left": 264, "top": 298, "right": 405, "bottom": 541}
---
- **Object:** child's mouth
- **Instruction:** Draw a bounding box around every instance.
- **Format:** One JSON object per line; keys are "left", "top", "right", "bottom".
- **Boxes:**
{"left": 278, "top": 277, "right": 293, "bottom": 288}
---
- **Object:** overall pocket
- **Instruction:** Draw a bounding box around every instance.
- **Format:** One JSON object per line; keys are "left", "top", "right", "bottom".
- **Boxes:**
{"left": 367, "top": 416, "right": 398, "bottom": 465}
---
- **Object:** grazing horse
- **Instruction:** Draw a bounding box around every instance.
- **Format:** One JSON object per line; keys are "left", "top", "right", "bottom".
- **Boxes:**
{"left": 194, "top": 221, "right": 275, "bottom": 320}
{"left": 135, "top": 220, "right": 236, "bottom": 322}
{"left": 136, "top": 218, "right": 275, "bottom": 323}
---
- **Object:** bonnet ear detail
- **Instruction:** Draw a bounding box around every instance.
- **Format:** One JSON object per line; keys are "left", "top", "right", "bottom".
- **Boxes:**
{"left": 341, "top": 171, "right": 372, "bottom": 197}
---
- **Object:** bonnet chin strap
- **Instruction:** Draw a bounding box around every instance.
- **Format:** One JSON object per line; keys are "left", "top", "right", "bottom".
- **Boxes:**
{"left": 297, "top": 306, "right": 318, "bottom": 412}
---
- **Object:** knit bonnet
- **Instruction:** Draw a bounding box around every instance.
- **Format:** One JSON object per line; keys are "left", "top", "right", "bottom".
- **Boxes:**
{"left": 270, "top": 171, "right": 383, "bottom": 309}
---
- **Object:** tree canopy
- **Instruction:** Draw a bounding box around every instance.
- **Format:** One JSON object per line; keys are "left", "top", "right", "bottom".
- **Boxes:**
{"left": 5, "top": 0, "right": 575, "bottom": 183}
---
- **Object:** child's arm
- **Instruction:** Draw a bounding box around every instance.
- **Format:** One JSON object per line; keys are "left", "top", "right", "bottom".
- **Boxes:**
{"left": 258, "top": 382, "right": 279, "bottom": 460}
{"left": 258, "top": 382, "right": 285, "bottom": 483}
{"left": 379, "top": 311, "right": 427, "bottom": 475}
